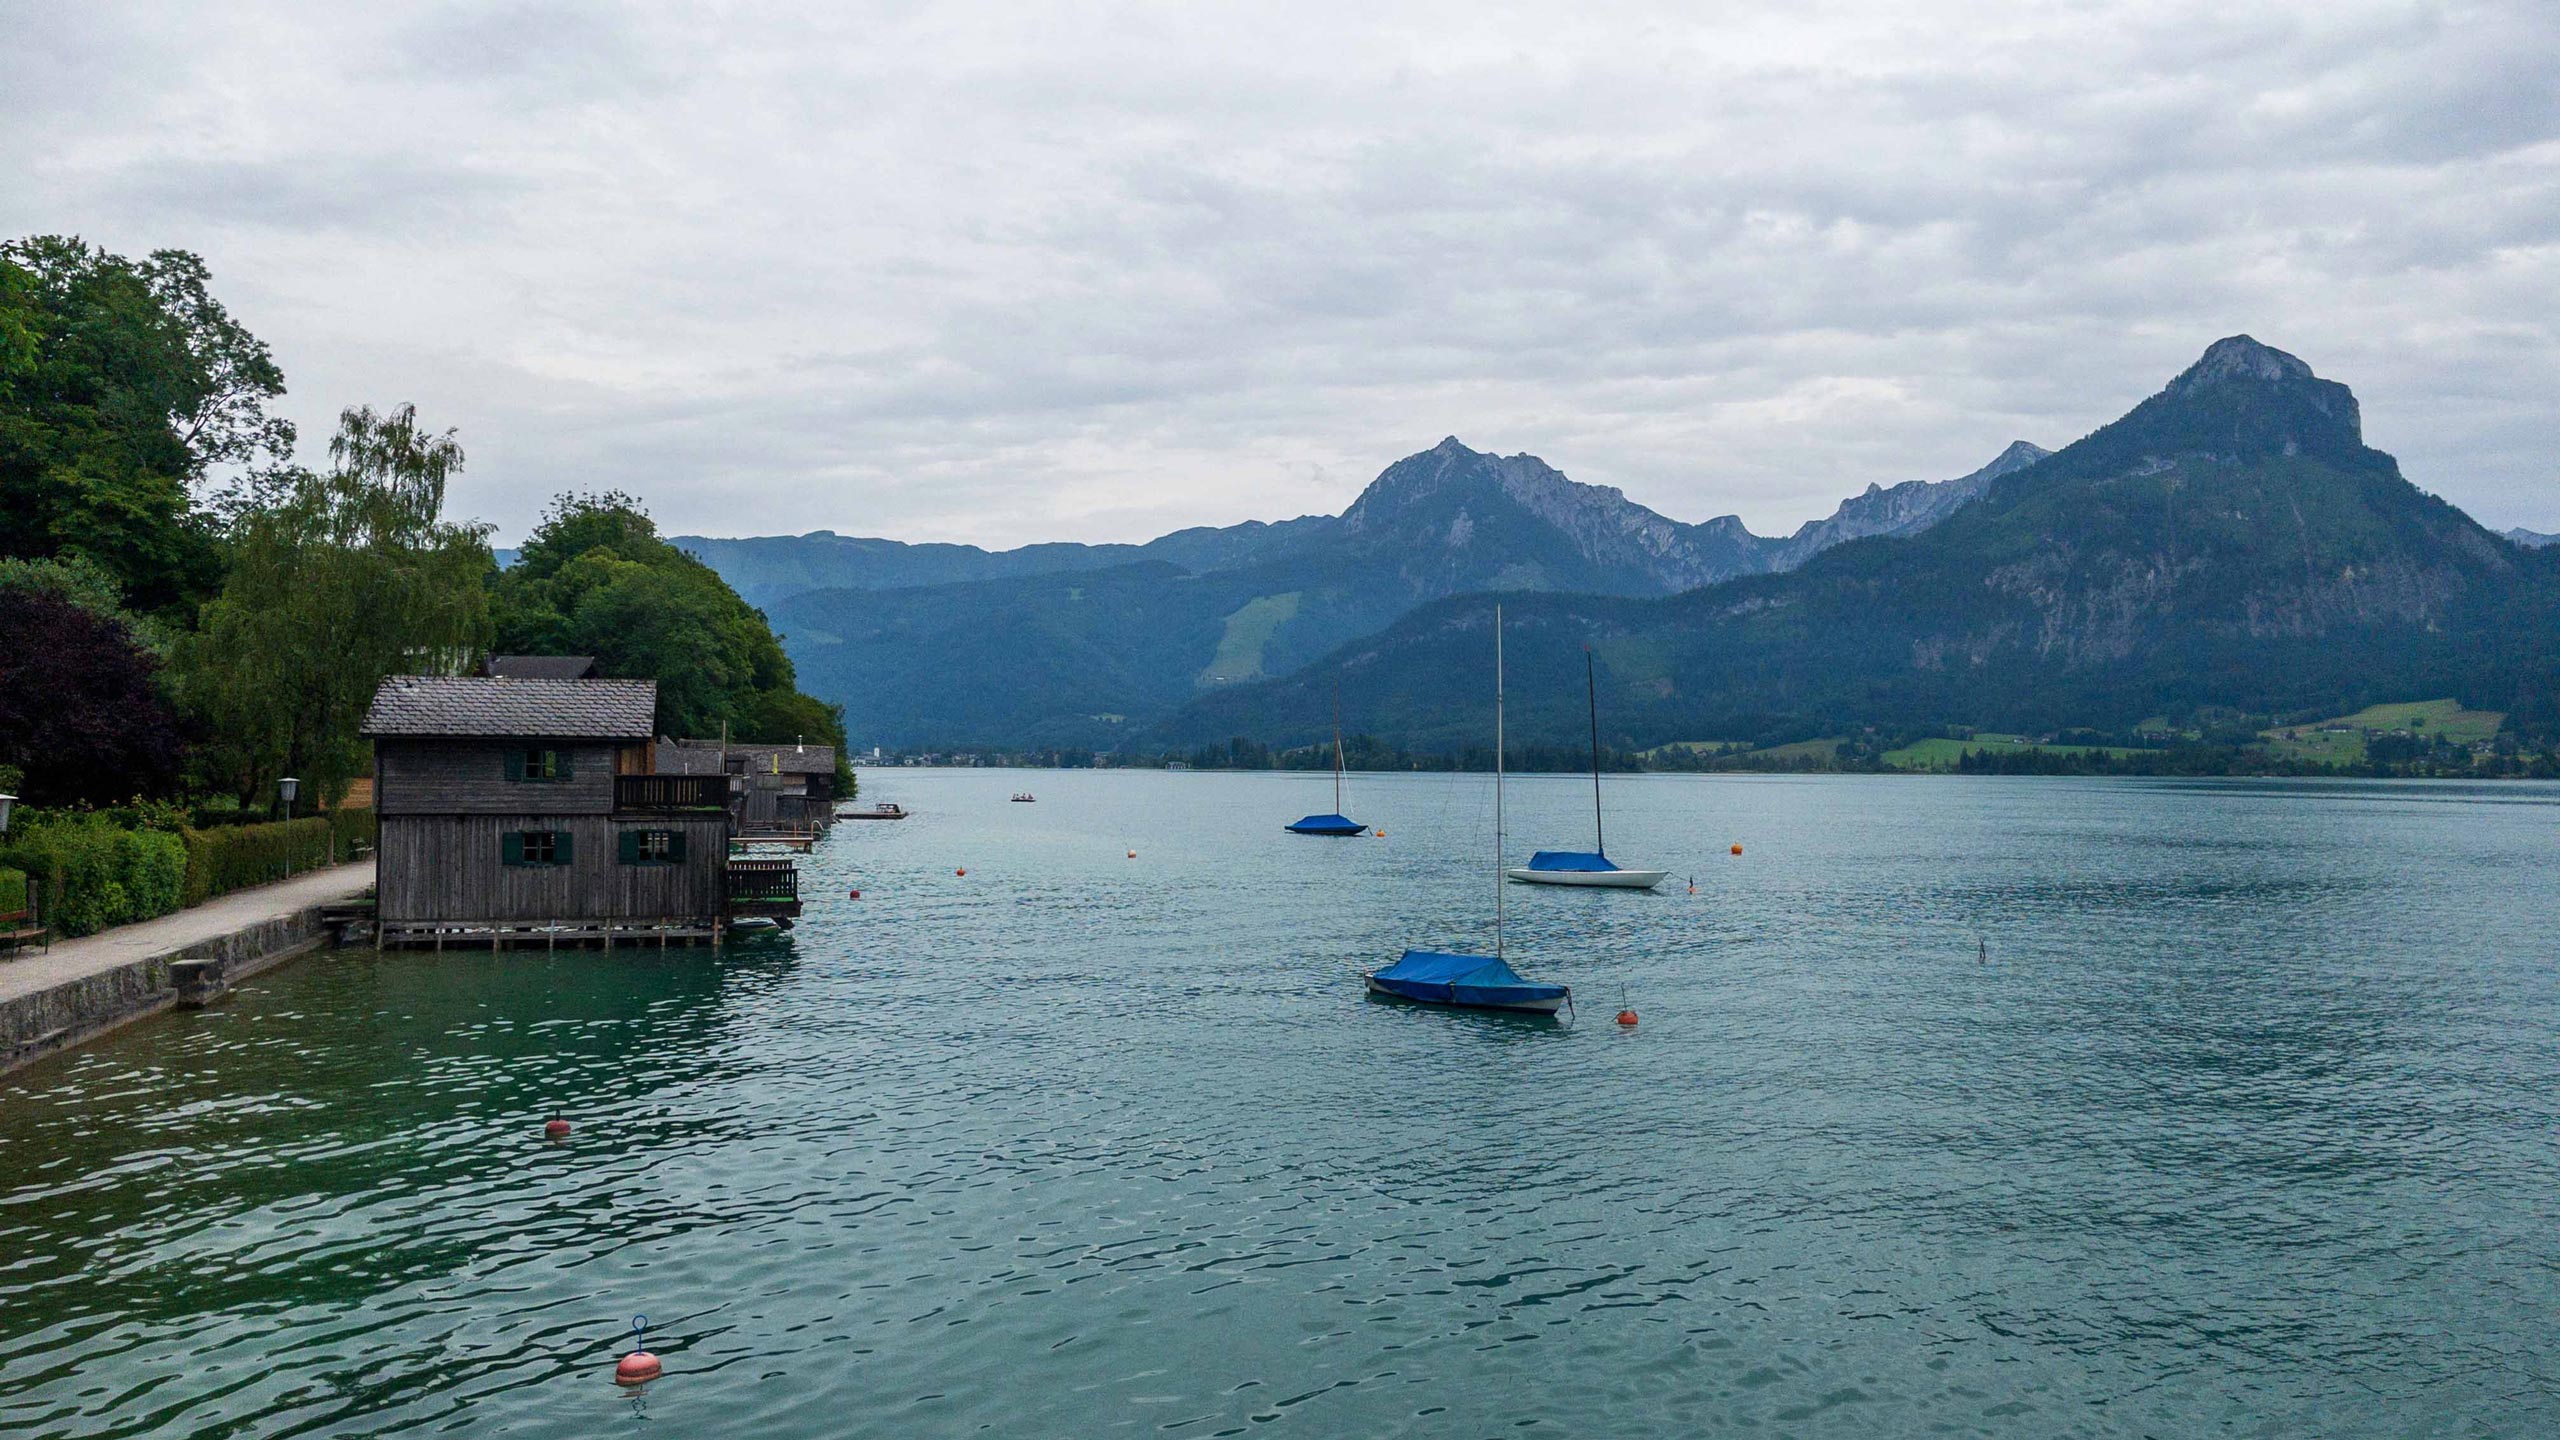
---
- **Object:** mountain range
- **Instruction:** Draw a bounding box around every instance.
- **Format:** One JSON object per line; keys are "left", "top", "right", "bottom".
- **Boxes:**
{"left": 1168, "top": 337, "right": 2560, "bottom": 751}
{"left": 683, "top": 438, "right": 2052, "bottom": 747}
{"left": 666, "top": 336, "right": 2557, "bottom": 754}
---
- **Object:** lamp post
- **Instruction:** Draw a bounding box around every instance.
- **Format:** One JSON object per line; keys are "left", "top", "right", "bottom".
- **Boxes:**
{"left": 0, "top": 793, "right": 15, "bottom": 836}
{"left": 278, "top": 776, "right": 300, "bottom": 823}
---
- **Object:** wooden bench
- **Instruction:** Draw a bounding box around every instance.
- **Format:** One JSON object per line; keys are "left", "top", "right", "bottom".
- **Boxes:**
{"left": 0, "top": 907, "right": 48, "bottom": 959}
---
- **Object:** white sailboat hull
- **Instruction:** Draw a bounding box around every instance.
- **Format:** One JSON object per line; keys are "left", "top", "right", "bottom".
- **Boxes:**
{"left": 1505, "top": 867, "right": 1668, "bottom": 890}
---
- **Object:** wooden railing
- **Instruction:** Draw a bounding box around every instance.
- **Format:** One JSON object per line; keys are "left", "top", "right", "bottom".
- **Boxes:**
{"left": 726, "top": 858, "right": 800, "bottom": 905}
{"left": 616, "top": 774, "right": 730, "bottom": 812}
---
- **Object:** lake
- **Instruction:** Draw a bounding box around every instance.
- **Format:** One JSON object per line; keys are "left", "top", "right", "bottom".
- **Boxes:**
{"left": 2, "top": 770, "right": 2555, "bottom": 1437}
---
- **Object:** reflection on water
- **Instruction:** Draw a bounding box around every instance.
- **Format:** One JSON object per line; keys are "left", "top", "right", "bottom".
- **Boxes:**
{"left": 2, "top": 772, "right": 2555, "bottom": 1436}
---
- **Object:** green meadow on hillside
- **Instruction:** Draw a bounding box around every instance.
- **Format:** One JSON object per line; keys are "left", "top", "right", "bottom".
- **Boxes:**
{"left": 1880, "top": 733, "right": 2144, "bottom": 771}
{"left": 2258, "top": 699, "right": 2505, "bottom": 764}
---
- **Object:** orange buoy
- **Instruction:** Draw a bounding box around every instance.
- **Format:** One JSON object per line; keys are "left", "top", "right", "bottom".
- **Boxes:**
{"left": 1729, "top": 843, "right": 1742, "bottom": 856}
{"left": 1615, "top": 1009, "right": 1639, "bottom": 1027}
{"left": 544, "top": 1116, "right": 571, "bottom": 1140}
{"left": 615, "top": 1316, "right": 660, "bottom": 1385}
{"left": 615, "top": 1351, "right": 662, "bottom": 1385}
{"left": 955, "top": 868, "right": 966, "bottom": 877}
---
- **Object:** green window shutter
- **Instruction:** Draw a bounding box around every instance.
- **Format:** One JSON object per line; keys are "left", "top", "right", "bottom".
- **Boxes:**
{"left": 553, "top": 749, "right": 573, "bottom": 781}
{"left": 504, "top": 750, "right": 526, "bottom": 782}
{"left": 502, "top": 832, "right": 525, "bottom": 866}
{"left": 666, "top": 830, "right": 686, "bottom": 862}
{"left": 618, "top": 830, "right": 640, "bottom": 864}
{"left": 553, "top": 830, "right": 573, "bottom": 864}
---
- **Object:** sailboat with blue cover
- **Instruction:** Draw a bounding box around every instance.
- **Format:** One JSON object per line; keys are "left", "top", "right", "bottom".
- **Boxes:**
{"left": 1507, "top": 649, "right": 1667, "bottom": 890}
{"left": 1286, "top": 681, "right": 1366, "bottom": 836}
{"left": 1366, "top": 605, "right": 1573, "bottom": 1017}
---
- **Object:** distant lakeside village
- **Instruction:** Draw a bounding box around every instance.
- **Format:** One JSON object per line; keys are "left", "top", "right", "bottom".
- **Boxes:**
{"left": 859, "top": 695, "right": 2558, "bottom": 781}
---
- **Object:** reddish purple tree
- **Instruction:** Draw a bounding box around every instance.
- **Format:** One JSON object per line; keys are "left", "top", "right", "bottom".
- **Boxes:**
{"left": 0, "top": 588, "right": 184, "bottom": 804}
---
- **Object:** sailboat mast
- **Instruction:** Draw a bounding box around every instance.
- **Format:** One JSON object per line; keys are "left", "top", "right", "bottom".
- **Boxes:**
{"left": 1333, "top": 678, "right": 1345, "bottom": 815}
{"left": 1585, "top": 647, "right": 1604, "bottom": 856}
{"left": 1495, "top": 604, "right": 1505, "bottom": 962}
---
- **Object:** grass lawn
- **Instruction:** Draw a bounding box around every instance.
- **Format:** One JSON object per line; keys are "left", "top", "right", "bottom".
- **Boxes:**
{"left": 1747, "top": 737, "right": 1846, "bottom": 763}
{"left": 1882, "top": 733, "right": 2142, "bottom": 771}
{"left": 2257, "top": 698, "right": 2505, "bottom": 764}
{"left": 1640, "top": 739, "right": 1745, "bottom": 761}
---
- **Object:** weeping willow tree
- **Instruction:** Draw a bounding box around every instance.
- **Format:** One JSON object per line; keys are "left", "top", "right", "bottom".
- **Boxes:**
{"left": 178, "top": 404, "right": 492, "bottom": 808}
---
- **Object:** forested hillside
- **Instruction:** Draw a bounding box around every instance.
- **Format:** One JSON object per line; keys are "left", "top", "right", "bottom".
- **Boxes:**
{"left": 1164, "top": 338, "right": 2560, "bottom": 753}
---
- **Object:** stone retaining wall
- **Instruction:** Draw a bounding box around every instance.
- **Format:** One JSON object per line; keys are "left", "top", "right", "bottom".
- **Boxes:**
{"left": 1, "top": 909, "right": 332, "bottom": 1075}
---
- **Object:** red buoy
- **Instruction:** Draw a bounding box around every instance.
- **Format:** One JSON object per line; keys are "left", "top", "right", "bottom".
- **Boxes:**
{"left": 614, "top": 1316, "right": 660, "bottom": 1385}
{"left": 955, "top": 867, "right": 966, "bottom": 877}
{"left": 1729, "top": 843, "right": 1743, "bottom": 856}
{"left": 1615, "top": 1010, "right": 1639, "bottom": 1027}
{"left": 544, "top": 1116, "right": 571, "bottom": 1139}
{"left": 615, "top": 1351, "right": 661, "bottom": 1385}
{"left": 1127, "top": 850, "right": 1136, "bottom": 859}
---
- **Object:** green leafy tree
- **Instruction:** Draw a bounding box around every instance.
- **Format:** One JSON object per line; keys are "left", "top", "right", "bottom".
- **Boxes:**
{"left": 493, "top": 493, "right": 847, "bottom": 769}
{"left": 176, "top": 404, "right": 492, "bottom": 808}
{"left": 0, "top": 237, "right": 292, "bottom": 616}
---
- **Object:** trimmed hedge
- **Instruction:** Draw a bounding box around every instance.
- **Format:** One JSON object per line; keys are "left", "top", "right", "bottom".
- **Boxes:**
{"left": 179, "top": 809, "right": 377, "bottom": 907}
{"left": 0, "top": 808, "right": 376, "bottom": 938}
{"left": 0, "top": 820, "right": 188, "bottom": 938}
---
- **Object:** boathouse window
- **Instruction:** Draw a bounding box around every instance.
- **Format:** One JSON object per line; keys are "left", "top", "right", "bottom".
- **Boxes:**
{"left": 502, "top": 830, "right": 571, "bottom": 866}
{"left": 618, "top": 829, "right": 686, "bottom": 864}
{"left": 504, "top": 748, "right": 571, "bottom": 782}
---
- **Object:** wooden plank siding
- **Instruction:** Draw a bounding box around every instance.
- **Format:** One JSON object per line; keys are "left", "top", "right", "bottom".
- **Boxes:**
{"left": 377, "top": 814, "right": 729, "bottom": 923}
{"left": 377, "top": 740, "right": 621, "bottom": 816}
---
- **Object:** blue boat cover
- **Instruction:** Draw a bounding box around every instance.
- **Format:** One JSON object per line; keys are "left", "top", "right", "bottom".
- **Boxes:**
{"left": 1286, "top": 813, "right": 1366, "bottom": 835}
{"left": 1370, "top": 949, "right": 1569, "bottom": 1008}
{"left": 1526, "top": 850, "right": 1619, "bottom": 872}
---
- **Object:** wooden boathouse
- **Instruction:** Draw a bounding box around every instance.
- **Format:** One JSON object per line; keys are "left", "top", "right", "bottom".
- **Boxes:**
{"left": 659, "top": 739, "right": 840, "bottom": 841}
{"left": 363, "top": 673, "right": 802, "bottom": 946}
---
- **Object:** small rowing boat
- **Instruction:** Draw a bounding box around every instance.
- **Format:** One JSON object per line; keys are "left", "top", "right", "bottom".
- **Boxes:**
{"left": 837, "top": 803, "right": 908, "bottom": 820}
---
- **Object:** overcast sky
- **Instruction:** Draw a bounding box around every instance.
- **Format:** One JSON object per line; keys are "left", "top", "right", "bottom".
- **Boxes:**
{"left": 6, "top": 2, "right": 2555, "bottom": 546}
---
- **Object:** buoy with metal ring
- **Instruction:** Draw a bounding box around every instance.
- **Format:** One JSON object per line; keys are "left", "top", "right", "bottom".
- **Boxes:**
{"left": 614, "top": 1315, "right": 661, "bottom": 1385}
{"left": 1616, "top": 1009, "right": 1639, "bottom": 1027}
{"left": 956, "top": 867, "right": 966, "bottom": 877}
{"left": 544, "top": 1115, "right": 571, "bottom": 1140}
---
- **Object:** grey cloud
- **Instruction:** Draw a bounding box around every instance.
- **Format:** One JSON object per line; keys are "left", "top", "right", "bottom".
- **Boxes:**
{"left": 2, "top": 0, "right": 2554, "bottom": 546}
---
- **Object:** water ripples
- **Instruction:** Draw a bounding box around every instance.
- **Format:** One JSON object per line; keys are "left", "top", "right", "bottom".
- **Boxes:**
{"left": 2, "top": 772, "right": 2556, "bottom": 1435}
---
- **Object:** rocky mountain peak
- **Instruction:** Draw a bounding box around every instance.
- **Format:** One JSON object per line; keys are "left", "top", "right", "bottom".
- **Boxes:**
{"left": 2076, "top": 336, "right": 2368, "bottom": 466}
{"left": 2169, "top": 335, "right": 2315, "bottom": 394}
{"left": 1986, "top": 439, "right": 2052, "bottom": 473}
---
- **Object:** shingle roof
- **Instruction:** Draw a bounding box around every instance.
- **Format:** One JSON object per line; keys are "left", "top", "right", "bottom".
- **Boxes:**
{"left": 725, "top": 742, "right": 839, "bottom": 774}
{"left": 363, "top": 675, "right": 657, "bottom": 738}
{"left": 655, "top": 741, "right": 731, "bottom": 775}
{"left": 660, "top": 738, "right": 837, "bottom": 774}
{"left": 485, "top": 654, "right": 601, "bottom": 680}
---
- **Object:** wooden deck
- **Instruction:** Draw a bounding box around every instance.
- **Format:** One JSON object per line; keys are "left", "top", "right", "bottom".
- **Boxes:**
{"left": 376, "top": 917, "right": 730, "bottom": 950}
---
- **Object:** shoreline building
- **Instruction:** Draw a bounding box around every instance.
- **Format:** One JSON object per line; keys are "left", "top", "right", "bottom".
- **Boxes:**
{"left": 363, "top": 673, "right": 801, "bottom": 946}
{"left": 659, "top": 739, "right": 840, "bottom": 838}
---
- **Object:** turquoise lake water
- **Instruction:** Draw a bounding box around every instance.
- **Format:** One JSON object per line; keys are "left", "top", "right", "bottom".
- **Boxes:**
{"left": 2, "top": 770, "right": 2555, "bottom": 1437}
